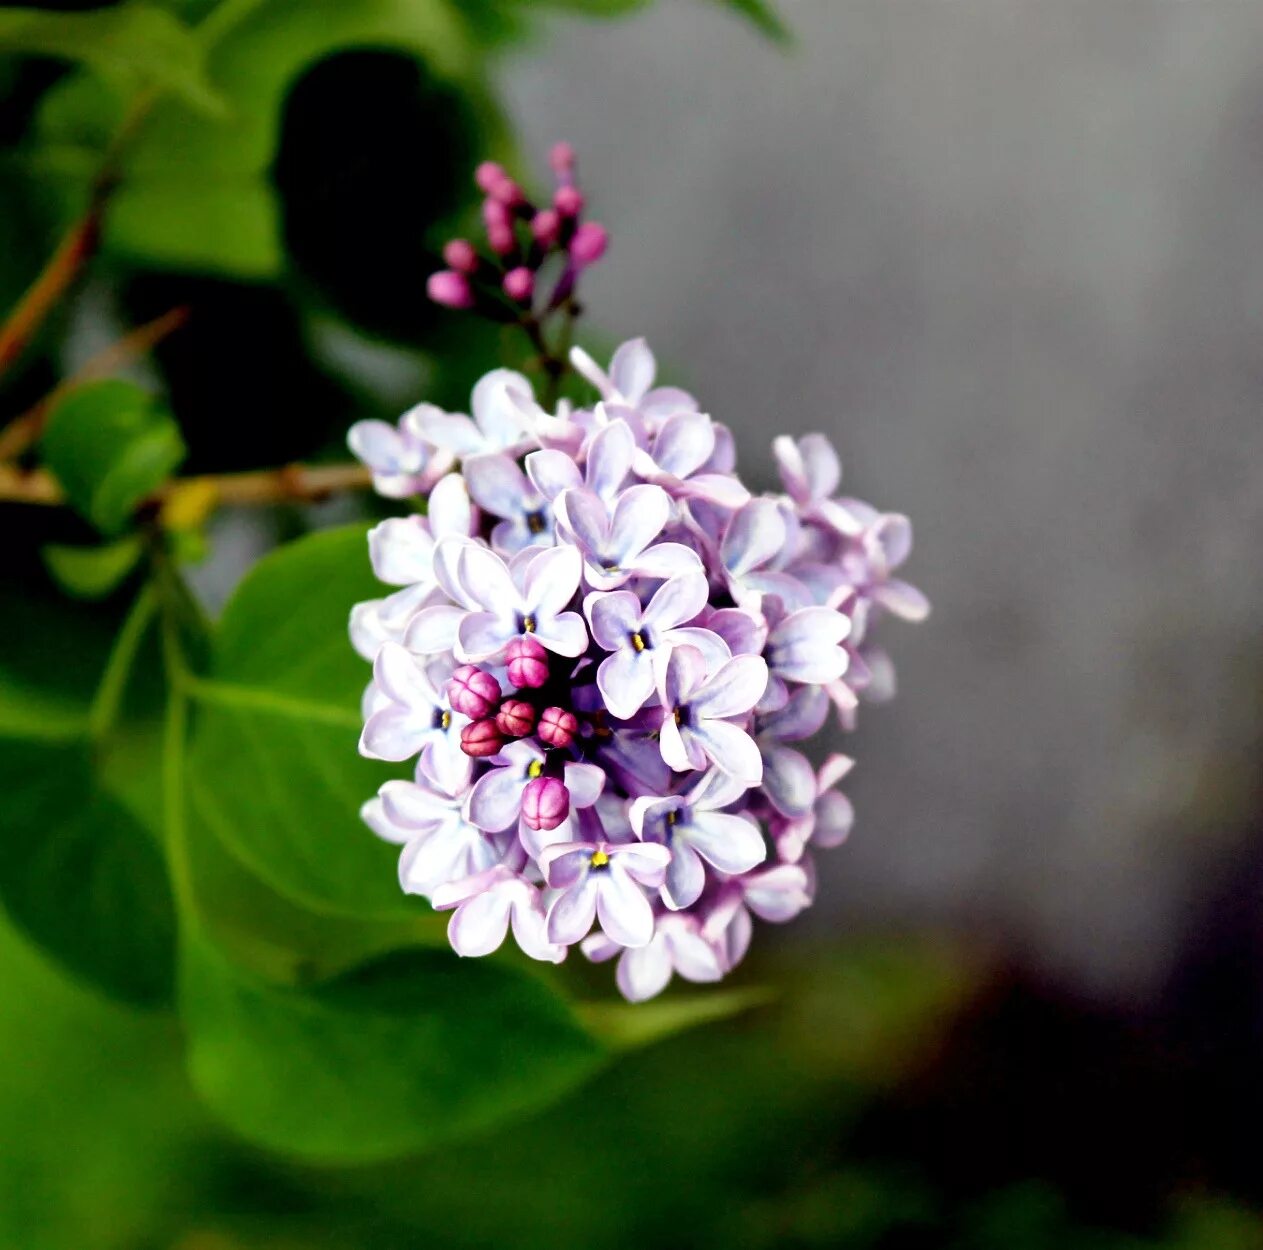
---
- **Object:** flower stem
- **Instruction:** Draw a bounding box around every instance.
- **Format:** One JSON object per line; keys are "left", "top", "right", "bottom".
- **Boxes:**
{"left": 0, "top": 460, "right": 374, "bottom": 511}
{"left": 87, "top": 583, "right": 158, "bottom": 742}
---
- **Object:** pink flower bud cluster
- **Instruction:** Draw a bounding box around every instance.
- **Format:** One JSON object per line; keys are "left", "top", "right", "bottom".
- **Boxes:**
{"left": 426, "top": 143, "right": 609, "bottom": 316}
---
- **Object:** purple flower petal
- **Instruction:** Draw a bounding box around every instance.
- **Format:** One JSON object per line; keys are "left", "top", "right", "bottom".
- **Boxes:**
{"left": 762, "top": 745, "right": 817, "bottom": 818}
{"left": 629, "top": 542, "right": 704, "bottom": 581}
{"left": 404, "top": 604, "right": 464, "bottom": 655}
{"left": 447, "top": 888, "right": 513, "bottom": 956}
{"left": 608, "top": 338, "right": 655, "bottom": 403}
{"left": 456, "top": 611, "right": 513, "bottom": 663}
{"left": 525, "top": 448, "right": 582, "bottom": 502}
{"left": 616, "top": 940, "right": 673, "bottom": 1002}
{"left": 586, "top": 589, "right": 641, "bottom": 652}
{"left": 598, "top": 649, "right": 655, "bottom": 720}
{"left": 691, "top": 654, "right": 768, "bottom": 720}
{"left": 658, "top": 644, "right": 707, "bottom": 711}
{"left": 586, "top": 419, "right": 635, "bottom": 500}
{"left": 596, "top": 865, "right": 655, "bottom": 947}
{"left": 652, "top": 412, "right": 715, "bottom": 481}
{"left": 523, "top": 544, "right": 582, "bottom": 619}
{"left": 691, "top": 719, "right": 763, "bottom": 784}
{"left": 688, "top": 810, "right": 767, "bottom": 875}
{"left": 642, "top": 572, "right": 708, "bottom": 633}
{"left": 609, "top": 484, "right": 670, "bottom": 562}
{"left": 468, "top": 765, "right": 525, "bottom": 831}
{"left": 547, "top": 875, "right": 599, "bottom": 944}
{"left": 662, "top": 839, "right": 705, "bottom": 910}
{"left": 530, "top": 611, "right": 588, "bottom": 657}
{"left": 722, "top": 499, "right": 786, "bottom": 577}
{"left": 462, "top": 453, "right": 537, "bottom": 521}
{"left": 658, "top": 711, "right": 698, "bottom": 772}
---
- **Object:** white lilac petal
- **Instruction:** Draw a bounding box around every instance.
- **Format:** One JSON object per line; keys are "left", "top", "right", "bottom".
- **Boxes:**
{"left": 360, "top": 795, "right": 409, "bottom": 845}
{"left": 768, "top": 605, "right": 851, "bottom": 684}
{"left": 349, "top": 600, "right": 393, "bottom": 660}
{"left": 690, "top": 654, "right": 768, "bottom": 721}
{"left": 462, "top": 453, "right": 537, "bottom": 522}
{"left": 595, "top": 864, "right": 656, "bottom": 947}
{"left": 525, "top": 448, "right": 582, "bottom": 502}
{"left": 687, "top": 809, "right": 767, "bottom": 875}
{"left": 664, "top": 922, "right": 725, "bottom": 983}
{"left": 445, "top": 887, "right": 514, "bottom": 957}
{"left": 814, "top": 790, "right": 854, "bottom": 848}
{"left": 586, "top": 419, "right": 636, "bottom": 501}
{"left": 642, "top": 572, "right": 709, "bottom": 633}
{"left": 650, "top": 412, "right": 715, "bottom": 481}
{"left": 585, "top": 589, "right": 640, "bottom": 651}
{"left": 873, "top": 579, "right": 931, "bottom": 622}
{"left": 704, "top": 607, "right": 767, "bottom": 656}
{"left": 616, "top": 938, "right": 674, "bottom": 1002}
{"left": 664, "top": 627, "right": 731, "bottom": 673}
{"left": 678, "top": 473, "right": 750, "bottom": 509}
{"left": 608, "top": 484, "right": 670, "bottom": 563}
{"left": 547, "top": 875, "right": 600, "bottom": 945}
{"left": 691, "top": 718, "right": 763, "bottom": 785}
{"left": 659, "top": 712, "right": 704, "bottom": 772}
{"left": 818, "top": 753, "right": 856, "bottom": 791}
{"left": 529, "top": 612, "right": 588, "bottom": 657}
{"left": 661, "top": 838, "right": 706, "bottom": 910}
{"left": 471, "top": 368, "right": 534, "bottom": 450}
{"left": 523, "top": 544, "right": 583, "bottom": 619}
{"left": 598, "top": 649, "right": 655, "bottom": 720}
{"left": 428, "top": 471, "right": 474, "bottom": 538}
{"left": 743, "top": 864, "right": 812, "bottom": 923}
{"left": 539, "top": 844, "right": 594, "bottom": 889}
{"left": 410, "top": 410, "right": 484, "bottom": 458}
{"left": 658, "top": 643, "right": 707, "bottom": 710}
{"left": 608, "top": 337, "right": 656, "bottom": 403}
{"left": 404, "top": 604, "right": 464, "bottom": 655}
{"left": 455, "top": 611, "right": 514, "bottom": 663}
{"left": 457, "top": 543, "right": 518, "bottom": 613}
{"left": 759, "top": 684, "right": 831, "bottom": 742}
{"left": 508, "top": 890, "right": 567, "bottom": 963}
{"left": 798, "top": 433, "right": 842, "bottom": 499}
{"left": 468, "top": 765, "right": 527, "bottom": 831}
{"left": 722, "top": 499, "right": 786, "bottom": 578}
{"left": 555, "top": 488, "right": 608, "bottom": 553}
{"left": 761, "top": 745, "right": 817, "bottom": 818}
{"left": 368, "top": 516, "right": 434, "bottom": 586}
{"left": 629, "top": 542, "right": 704, "bottom": 582}
{"left": 563, "top": 761, "right": 606, "bottom": 808}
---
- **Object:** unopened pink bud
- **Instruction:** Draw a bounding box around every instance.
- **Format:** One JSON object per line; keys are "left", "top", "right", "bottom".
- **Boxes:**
{"left": 502, "top": 267, "right": 534, "bottom": 303}
{"left": 489, "top": 177, "right": 525, "bottom": 208}
{"left": 570, "top": 222, "right": 608, "bottom": 268}
{"left": 460, "top": 718, "right": 504, "bottom": 758}
{"left": 474, "top": 161, "right": 509, "bottom": 194}
{"left": 522, "top": 776, "right": 570, "bottom": 832}
{"left": 426, "top": 270, "right": 474, "bottom": 309}
{"left": 496, "top": 698, "right": 536, "bottom": 738}
{"left": 506, "top": 636, "right": 549, "bottom": 689}
{"left": 553, "top": 185, "right": 584, "bottom": 217}
{"left": 549, "top": 141, "right": 575, "bottom": 177}
{"left": 531, "top": 209, "right": 561, "bottom": 248}
{"left": 487, "top": 223, "right": 516, "bottom": 256}
{"left": 448, "top": 665, "right": 501, "bottom": 719}
{"left": 538, "top": 706, "right": 577, "bottom": 749}
{"left": 442, "top": 238, "right": 479, "bottom": 274}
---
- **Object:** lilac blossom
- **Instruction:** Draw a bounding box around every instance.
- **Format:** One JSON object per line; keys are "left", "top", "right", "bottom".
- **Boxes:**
{"left": 656, "top": 645, "right": 768, "bottom": 784}
{"left": 350, "top": 151, "right": 925, "bottom": 1001}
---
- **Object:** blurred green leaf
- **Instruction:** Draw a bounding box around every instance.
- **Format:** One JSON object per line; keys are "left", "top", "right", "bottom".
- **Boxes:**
{"left": 36, "top": 0, "right": 482, "bottom": 277}
{"left": 41, "top": 380, "right": 186, "bottom": 536}
{"left": 0, "top": 3, "right": 223, "bottom": 113}
{"left": 0, "top": 737, "right": 176, "bottom": 1008}
{"left": 0, "top": 586, "right": 176, "bottom": 1007}
{"left": 716, "top": 0, "right": 789, "bottom": 42}
{"left": 183, "top": 524, "right": 411, "bottom": 918}
{"left": 181, "top": 932, "right": 604, "bottom": 1163}
{"left": 41, "top": 535, "right": 144, "bottom": 600}
{"left": 579, "top": 987, "right": 774, "bottom": 1051}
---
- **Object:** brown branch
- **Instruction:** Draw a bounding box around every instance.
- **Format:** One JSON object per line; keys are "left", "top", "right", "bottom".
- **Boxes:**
{"left": 0, "top": 306, "right": 190, "bottom": 464}
{"left": 0, "top": 89, "right": 156, "bottom": 387}
{"left": 0, "top": 461, "right": 374, "bottom": 511}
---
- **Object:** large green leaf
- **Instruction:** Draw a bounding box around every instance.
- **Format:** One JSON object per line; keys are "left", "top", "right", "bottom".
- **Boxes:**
{"left": 0, "top": 737, "right": 175, "bottom": 1007}
{"left": 0, "top": 3, "right": 222, "bottom": 113}
{"left": 35, "top": 0, "right": 480, "bottom": 277}
{"left": 184, "top": 523, "right": 411, "bottom": 918}
{"left": 41, "top": 381, "right": 186, "bottom": 536}
{"left": 181, "top": 932, "right": 603, "bottom": 1162}
{"left": 0, "top": 585, "right": 176, "bottom": 1006}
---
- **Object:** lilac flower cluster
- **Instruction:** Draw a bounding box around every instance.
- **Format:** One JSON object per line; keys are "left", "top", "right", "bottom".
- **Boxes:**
{"left": 348, "top": 337, "right": 925, "bottom": 1001}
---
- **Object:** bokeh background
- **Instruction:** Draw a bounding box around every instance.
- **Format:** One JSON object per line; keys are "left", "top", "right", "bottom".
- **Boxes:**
{"left": 2, "top": 1, "right": 1263, "bottom": 1247}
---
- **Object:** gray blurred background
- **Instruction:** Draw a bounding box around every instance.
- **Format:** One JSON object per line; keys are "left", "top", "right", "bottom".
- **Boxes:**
{"left": 501, "top": 0, "right": 1263, "bottom": 1000}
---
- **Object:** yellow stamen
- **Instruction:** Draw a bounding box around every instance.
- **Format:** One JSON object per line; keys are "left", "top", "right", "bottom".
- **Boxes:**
{"left": 527, "top": 759, "right": 543, "bottom": 779}
{"left": 522, "top": 615, "right": 536, "bottom": 633}
{"left": 590, "top": 848, "right": 609, "bottom": 868}
{"left": 441, "top": 710, "right": 451, "bottom": 730}
{"left": 630, "top": 631, "right": 646, "bottom": 653}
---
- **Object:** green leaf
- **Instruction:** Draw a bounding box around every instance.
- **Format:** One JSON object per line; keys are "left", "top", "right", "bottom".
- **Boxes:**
{"left": 715, "top": 0, "right": 789, "bottom": 42}
{"left": 0, "top": 4, "right": 223, "bottom": 114}
{"left": 41, "top": 535, "right": 144, "bottom": 601}
{"left": 42, "top": 381, "right": 186, "bottom": 536}
{"left": 180, "top": 932, "right": 603, "bottom": 1162}
{"left": 35, "top": 0, "right": 482, "bottom": 277}
{"left": 578, "top": 987, "right": 774, "bottom": 1052}
{"left": 0, "top": 585, "right": 176, "bottom": 1007}
{"left": 0, "top": 737, "right": 176, "bottom": 1007}
{"left": 184, "top": 524, "right": 411, "bottom": 918}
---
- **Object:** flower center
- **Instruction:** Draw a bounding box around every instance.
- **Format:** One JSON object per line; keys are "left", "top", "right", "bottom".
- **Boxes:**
{"left": 527, "top": 758, "right": 543, "bottom": 779}
{"left": 590, "top": 848, "right": 609, "bottom": 868}
{"left": 630, "top": 631, "right": 647, "bottom": 653}
{"left": 520, "top": 614, "right": 536, "bottom": 633}
{"left": 526, "top": 510, "right": 546, "bottom": 535}
{"left": 436, "top": 709, "right": 452, "bottom": 730}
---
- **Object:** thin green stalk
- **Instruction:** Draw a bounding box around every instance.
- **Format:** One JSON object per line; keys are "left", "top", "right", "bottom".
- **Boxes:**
{"left": 86, "top": 583, "right": 157, "bottom": 740}
{"left": 159, "top": 606, "right": 197, "bottom": 924}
